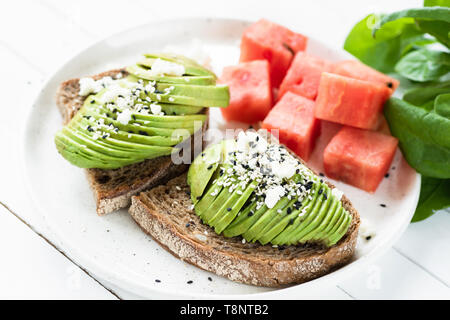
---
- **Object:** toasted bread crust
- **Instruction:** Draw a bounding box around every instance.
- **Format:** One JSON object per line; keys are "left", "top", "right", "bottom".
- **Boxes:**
{"left": 129, "top": 173, "right": 360, "bottom": 287}
{"left": 55, "top": 69, "right": 207, "bottom": 215}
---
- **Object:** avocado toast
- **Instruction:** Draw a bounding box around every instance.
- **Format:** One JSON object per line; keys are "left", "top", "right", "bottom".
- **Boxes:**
{"left": 55, "top": 54, "right": 227, "bottom": 215}
{"left": 129, "top": 131, "right": 360, "bottom": 286}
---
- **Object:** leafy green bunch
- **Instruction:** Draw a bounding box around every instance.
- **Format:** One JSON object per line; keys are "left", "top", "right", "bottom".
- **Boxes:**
{"left": 344, "top": 0, "right": 450, "bottom": 222}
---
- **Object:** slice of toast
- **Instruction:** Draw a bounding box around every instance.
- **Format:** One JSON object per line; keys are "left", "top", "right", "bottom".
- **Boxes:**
{"left": 129, "top": 171, "right": 360, "bottom": 287}
{"left": 55, "top": 69, "right": 207, "bottom": 215}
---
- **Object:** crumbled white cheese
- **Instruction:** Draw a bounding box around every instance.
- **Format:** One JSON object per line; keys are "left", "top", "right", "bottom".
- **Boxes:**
{"left": 270, "top": 161, "right": 297, "bottom": 180}
{"left": 117, "top": 108, "right": 133, "bottom": 125}
{"left": 99, "top": 83, "right": 131, "bottom": 104}
{"left": 79, "top": 76, "right": 114, "bottom": 96}
{"left": 149, "top": 58, "right": 185, "bottom": 77}
{"left": 331, "top": 188, "right": 344, "bottom": 201}
{"left": 265, "top": 185, "right": 285, "bottom": 209}
{"left": 150, "top": 103, "right": 163, "bottom": 115}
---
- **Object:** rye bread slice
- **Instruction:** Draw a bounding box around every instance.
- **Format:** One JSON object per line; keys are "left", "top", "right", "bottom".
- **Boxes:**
{"left": 55, "top": 69, "right": 207, "bottom": 215}
{"left": 129, "top": 171, "right": 360, "bottom": 287}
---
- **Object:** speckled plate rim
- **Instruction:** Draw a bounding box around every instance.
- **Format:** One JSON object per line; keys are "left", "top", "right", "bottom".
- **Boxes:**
{"left": 21, "top": 17, "right": 421, "bottom": 299}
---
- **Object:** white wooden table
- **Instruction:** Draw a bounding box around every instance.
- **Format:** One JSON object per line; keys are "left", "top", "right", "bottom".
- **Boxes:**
{"left": 0, "top": 0, "right": 448, "bottom": 300}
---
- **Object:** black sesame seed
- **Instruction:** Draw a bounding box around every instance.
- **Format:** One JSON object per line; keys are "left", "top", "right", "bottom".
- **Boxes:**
{"left": 196, "top": 196, "right": 201, "bottom": 200}
{"left": 318, "top": 189, "right": 323, "bottom": 195}
{"left": 227, "top": 207, "right": 232, "bottom": 212}
{"left": 387, "top": 82, "right": 393, "bottom": 88}
{"left": 287, "top": 207, "right": 292, "bottom": 214}
{"left": 278, "top": 246, "right": 285, "bottom": 251}
{"left": 366, "top": 235, "right": 372, "bottom": 241}
{"left": 112, "top": 108, "right": 118, "bottom": 113}
{"left": 185, "top": 223, "right": 190, "bottom": 228}
{"left": 201, "top": 153, "right": 205, "bottom": 157}
{"left": 380, "top": 204, "right": 386, "bottom": 208}
{"left": 139, "top": 130, "right": 149, "bottom": 136}
{"left": 288, "top": 218, "right": 294, "bottom": 225}
{"left": 207, "top": 165, "right": 213, "bottom": 170}
{"left": 187, "top": 280, "right": 193, "bottom": 284}
{"left": 90, "top": 100, "right": 95, "bottom": 104}
{"left": 385, "top": 173, "right": 390, "bottom": 178}
{"left": 208, "top": 277, "right": 212, "bottom": 281}
{"left": 319, "top": 172, "right": 325, "bottom": 177}
{"left": 185, "top": 191, "right": 191, "bottom": 196}
{"left": 102, "top": 134, "right": 108, "bottom": 139}
{"left": 155, "top": 279, "right": 161, "bottom": 283}
{"left": 248, "top": 211, "right": 254, "bottom": 217}
{"left": 323, "top": 193, "right": 327, "bottom": 200}
{"left": 132, "top": 115, "right": 136, "bottom": 120}
{"left": 128, "top": 130, "right": 133, "bottom": 134}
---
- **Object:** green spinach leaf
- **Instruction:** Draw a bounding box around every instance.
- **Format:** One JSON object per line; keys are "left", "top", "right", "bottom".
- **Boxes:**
{"left": 373, "top": 7, "right": 450, "bottom": 37}
{"left": 412, "top": 176, "right": 450, "bottom": 222}
{"left": 384, "top": 98, "right": 450, "bottom": 178}
{"left": 424, "top": 0, "right": 450, "bottom": 8}
{"left": 404, "top": 81, "right": 450, "bottom": 107}
{"left": 344, "top": 15, "right": 423, "bottom": 72}
{"left": 435, "top": 93, "right": 450, "bottom": 117}
{"left": 395, "top": 48, "right": 450, "bottom": 81}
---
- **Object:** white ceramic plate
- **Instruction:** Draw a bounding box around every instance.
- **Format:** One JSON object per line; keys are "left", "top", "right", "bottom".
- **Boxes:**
{"left": 22, "top": 18, "right": 420, "bottom": 299}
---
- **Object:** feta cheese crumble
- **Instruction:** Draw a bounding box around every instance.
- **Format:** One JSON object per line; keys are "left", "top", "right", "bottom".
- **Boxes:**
{"left": 149, "top": 58, "right": 185, "bottom": 77}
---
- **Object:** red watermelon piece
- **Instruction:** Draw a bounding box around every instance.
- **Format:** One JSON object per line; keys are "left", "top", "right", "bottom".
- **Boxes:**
{"left": 240, "top": 19, "right": 308, "bottom": 88}
{"left": 279, "top": 52, "right": 332, "bottom": 100}
{"left": 219, "top": 60, "right": 272, "bottom": 124}
{"left": 332, "top": 60, "right": 399, "bottom": 93}
{"left": 315, "top": 72, "right": 391, "bottom": 130}
{"left": 262, "top": 92, "right": 320, "bottom": 161}
{"left": 323, "top": 126, "right": 398, "bottom": 193}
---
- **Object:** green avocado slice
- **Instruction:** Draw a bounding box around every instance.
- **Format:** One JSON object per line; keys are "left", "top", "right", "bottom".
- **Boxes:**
{"left": 287, "top": 187, "right": 331, "bottom": 245}
{"left": 222, "top": 201, "right": 262, "bottom": 238}
{"left": 155, "top": 83, "right": 229, "bottom": 107}
{"left": 194, "top": 176, "right": 225, "bottom": 217}
{"left": 200, "top": 177, "right": 238, "bottom": 225}
{"left": 187, "top": 143, "right": 222, "bottom": 201}
{"left": 328, "top": 213, "right": 352, "bottom": 246}
{"left": 140, "top": 54, "right": 216, "bottom": 78}
{"left": 55, "top": 133, "right": 130, "bottom": 169}
{"left": 257, "top": 196, "right": 313, "bottom": 245}
{"left": 271, "top": 181, "right": 321, "bottom": 245}
{"left": 310, "top": 196, "right": 341, "bottom": 242}
{"left": 126, "top": 64, "right": 216, "bottom": 85}
{"left": 296, "top": 188, "right": 334, "bottom": 243}
{"left": 74, "top": 119, "right": 182, "bottom": 147}
{"left": 243, "top": 197, "right": 291, "bottom": 243}
{"left": 212, "top": 180, "right": 258, "bottom": 234}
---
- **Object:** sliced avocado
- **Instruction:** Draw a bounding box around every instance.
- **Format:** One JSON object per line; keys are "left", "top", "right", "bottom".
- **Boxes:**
{"left": 271, "top": 181, "right": 321, "bottom": 245}
{"left": 222, "top": 201, "right": 260, "bottom": 238}
{"left": 187, "top": 143, "right": 222, "bottom": 201}
{"left": 126, "top": 64, "right": 216, "bottom": 85}
{"left": 328, "top": 213, "right": 352, "bottom": 246}
{"left": 194, "top": 176, "right": 225, "bottom": 216}
{"left": 155, "top": 83, "right": 229, "bottom": 107}
{"left": 212, "top": 180, "right": 258, "bottom": 234}
{"left": 243, "top": 197, "right": 291, "bottom": 243}
{"left": 140, "top": 54, "right": 216, "bottom": 78}
{"left": 295, "top": 187, "right": 333, "bottom": 244}
{"left": 200, "top": 178, "right": 237, "bottom": 225}
{"left": 310, "top": 196, "right": 341, "bottom": 242}
{"left": 257, "top": 196, "right": 313, "bottom": 245}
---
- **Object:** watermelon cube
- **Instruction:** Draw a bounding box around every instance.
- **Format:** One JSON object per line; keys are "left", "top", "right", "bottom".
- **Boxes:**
{"left": 332, "top": 60, "right": 399, "bottom": 93}
{"left": 240, "top": 19, "right": 308, "bottom": 88}
{"left": 315, "top": 72, "right": 391, "bottom": 130}
{"left": 323, "top": 126, "right": 398, "bottom": 192}
{"left": 262, "top": 92, "right": 320, "bottom": 161}
{"left": 219, "top": 60, "right": 272, "bottom": 124}
{"left": 279, "top": 52, "right": 332, "bottom": 100}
